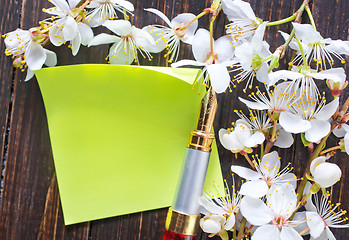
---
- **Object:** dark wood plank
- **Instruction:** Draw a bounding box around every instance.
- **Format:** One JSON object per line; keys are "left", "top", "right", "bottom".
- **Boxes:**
{"left": 0, "top": 0, "right": 348, "bottom": 239}
{"left": 0, "top": 0, "right": 23, "bottom": 201}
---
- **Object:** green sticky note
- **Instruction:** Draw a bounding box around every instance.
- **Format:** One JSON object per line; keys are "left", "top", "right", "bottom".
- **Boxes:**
{"left": 35, "top": 64, "right": 223, "bottom": 225}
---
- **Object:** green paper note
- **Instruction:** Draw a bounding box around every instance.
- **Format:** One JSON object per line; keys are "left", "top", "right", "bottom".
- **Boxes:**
{"left": 35, "top": 64, "right": 223, "bottom": 225}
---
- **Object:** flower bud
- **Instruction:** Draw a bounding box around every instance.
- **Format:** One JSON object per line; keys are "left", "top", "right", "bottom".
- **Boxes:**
{"left": 326, "top": 79, "right": 348, "bottom": 97}
{"left": 12, "top": 57, "right": 22, "bottom": 68}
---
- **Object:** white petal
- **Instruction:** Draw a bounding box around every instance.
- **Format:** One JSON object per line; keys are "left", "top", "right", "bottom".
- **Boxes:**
{"left": 251, "top": 22, "right": 267, "bottom": 50}
{"left": 50, "top": 0, "right": 70, "bottom": 14}
{"left": 25, "top": 42, "right": 46, "bottom": 70}
{"left": 310, "top": 68, "right": 346, "bottom": 83}
{"left": 109, "top": 41, "right": 135, "bottom": 65}
{"left": 171, "top": 13, "right": 198, "bottom": 44}
{"left": 280, "top": 226, "right": 303, "bottom": 240}
{"left": 245, "top": 131, "right": 265, "bottom": 147}
{"left": 345, "top": 133, "right": 349, "bottom": 155}
{"left": 206, "top": 64, "right": 230, "bottom": 93}
{"left": 240, "top": 196, "right": 274, "bottom": 225}
{"left": 235, "top": 122, "right": 253, "bottom": 143}
{"left": 235, "top": 42, "right": 253, "bottom": 69}
{"left": 141, "top": 26, "right": 166, "bottom": 53}
{"left": 224, "top": 214, "right": 235, "bottom": 230}
{"left": 24, "top": 69, "right": 34, "bottom": 82}
{"left": 260, "top": 151, "right": 280, "bottom": 177}
{"left": 269, "top": 70, "right": 303, "bottom": 85}
{"left": 305, "top": 119, "right": 331, "bottom": 143}
{"left": 200, "top": 218, "right": 221, "bottom": 234}
{"left": 313, "top": 162, "right": 341, "bottom": 188}
{"left": 332, "top": 125, "right": 347, "bottom": 138}
{"left": 256, "top": 62, "right": 271, "bottom": 84}
{"left": 214, "top": 35, "right": 234, "bottom": 63}
{"left": 293, "top": 211, "right": 309, "bottom": 235}
{"left": 222, "top": 0, "right": 256, "bottom": 20}
{"left": 63, "top": 16, "right": 78, "bottom": 41}
{"left": 144, "top": 8, "right": 172, "bottom": 27}
{"left": 71, "top": 31, "right": 81, "bottom": 56}
{"left": 49, "top": 19, "right": 65, "bottom": 46}
{"left": 231, "top": 165, "right": 261, "bottom": 180}
{"left": 199, "top": 196, "right": 226, "bottom": 215}
{"left": 77, "top": 22, "right": 94, "bottom": 46}
{"left": 88, "top": 33, "right": 120, "bottom": 47}
{"left": 114, "top": 0, "right": 134, "bottom": 11}
{"left": 68, "top": 0, "right": 80, "bottom": 8}
{"left": 252, "top": 225, "right": 281, "bottom": 240}
{"left": 279, "top": 111, "right": 311, "bottom": 134}
{"left": 282, "top": 173, "right": 297, "bottom": 189}
{"left": 219, "top": 129, "right": 236, "bottom": 151}
{"left": 239, "top": 180, "right": 269, "bottom": 198}
{"left": 310, "top": 156, "right": 326, "bottom": 176}
{"left": 306, "top": 212, "right": 325, "bottom": 239}
{"left": 171, "top": 59, "right": 205, "bottom": 68}
{"left": 239, "top": 97, "right": 269, "bottom": 110}
{"left": 292, "top": 23, "right": 321, "bottom": 43}
{"left": 267, "top": 184, "right": 297, "bottom": 218}
{"left": 325, "top": 40, "right": 349, "bottom": 55}
{"left": 315, "top": 97, "right": 339, "bottom": 121}
{"left": 274, "top": 127, "right": 294, "bottom": 148}
{"left": 44, "top": 49, "right": 57, "bottom": 67}
{"left": 192, "top": 28, "right": 211, "bottom": 63}
{"left": 103, "top": 20, "right": 131, "bottom": 36}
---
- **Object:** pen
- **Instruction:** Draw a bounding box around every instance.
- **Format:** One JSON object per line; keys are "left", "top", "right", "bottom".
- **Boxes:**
{"left": 163, "top": 87, "right": 217, "bottom": 239}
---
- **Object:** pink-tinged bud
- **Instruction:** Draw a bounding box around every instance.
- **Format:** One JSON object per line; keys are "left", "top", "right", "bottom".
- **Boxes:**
{"left": 13, "top": 57, "right": 22, "bottom": 68}
{"left": 326, "top": 79, "right": 348, "bottom": 97}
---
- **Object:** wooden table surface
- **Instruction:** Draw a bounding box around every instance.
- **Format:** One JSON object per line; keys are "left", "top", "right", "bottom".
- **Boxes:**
{"left": 0, "top": 0, "right": 348, "bottom": 239}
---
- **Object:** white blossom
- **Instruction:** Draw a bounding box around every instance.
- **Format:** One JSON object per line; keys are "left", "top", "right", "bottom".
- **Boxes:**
{"left": 86, "top": 0, "right": 134, "bottom": 27}
{"left": 172, "top": 28, "right": 234, "bottom": 93}
{"left": 143, "top": 8, "right": 198, "bottom": 62}
{"left": 88, "top": 20, "right": 155, "bottom": 64}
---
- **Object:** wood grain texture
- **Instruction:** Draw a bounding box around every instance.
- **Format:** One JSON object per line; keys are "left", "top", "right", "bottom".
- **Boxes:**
{"left": 0, "top": 0, "right": 348, "bottom": 239}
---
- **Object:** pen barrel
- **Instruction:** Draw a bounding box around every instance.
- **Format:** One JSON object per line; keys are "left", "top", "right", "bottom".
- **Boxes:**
{"left": 164, "top": 149, "right": 210, "bottom": 239}
{"left": 163, "top": 87, "right": 217, "bottom": 239}
{"left": 172, "top": 148, "right": 210, "bottom": 215}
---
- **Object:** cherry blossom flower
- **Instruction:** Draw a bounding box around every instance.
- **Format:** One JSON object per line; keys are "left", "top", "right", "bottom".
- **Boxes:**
{"left": 219, "top": 119, "right": 265, "bottom": 154}
{"left": 229, "top": 22, "right": 272, "bottom": 89}
{"left": 88, "top": 20, "right": 155, "bottom": 64}
{"left": 231, "top": 151, "right": 297, "bottom": 198}
{"left": 278, "top": 86, "right": 339, "bottom": 143}
{"left": 222, "top": 0, "right": 264, "bottom": 43}
{"left": 172, "top": 28, "right": 234, "bottom": 93}
{"left": 304, "top": 191, "right": 349, "bottom": 240}
{"left": 240, "top": 184, "right": 303, "bottom": 240}
{"left": 282, "top": 23, "right": 349, "bottom": 70}
{"left": 309, "top": 156, "right": 341, "bottom": 189}
{"left": 46, "top": 0, "right": 93, "bottom": 56}
{"left": 4, "top": 28, "right": 57, "bottom": 81}
{"left": 238, "top": 82, "right": 296, "bottom": 148}
{"left": 85, "top": 0, "right": 134, "bottom": 27}
{"left": 199, "top": 180, "right": 241, "bottom": 239}
{"left": 143, "top": 8, "right": 198, "bottom": 62}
